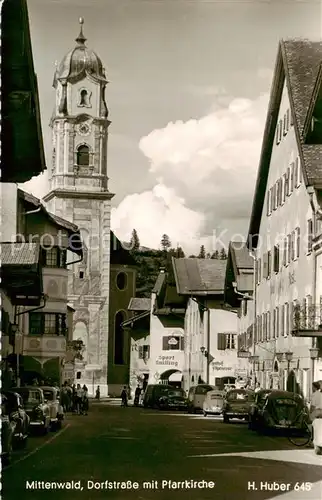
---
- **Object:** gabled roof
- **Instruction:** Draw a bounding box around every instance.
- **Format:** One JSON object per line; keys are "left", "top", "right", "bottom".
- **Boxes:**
{"left": 18, "top": 189, "right": 83, "bottom": 256}
{"left": 152, "top": 271, "right": 166, "bottom": 294}
{"left": 248, "top": 39, "right": 322, "bottom": 249}
{"left": 121, "top": 310, "right": 150, "bottom": 328}
{"left": 128, "top": 297, "right": 151, "bottom": 312}
{"left": 230, "top": 241, "right": 253, "bottom": 270}
{"left": 172, "top": 257, "right": 226, "bottom": 295}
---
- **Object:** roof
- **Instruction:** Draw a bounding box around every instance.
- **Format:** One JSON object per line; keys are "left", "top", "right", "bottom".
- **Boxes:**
{"left": 152, "top": 271, "right": 166, "bottom": 294}
{"left": 17, "top": 189, "right": 83, "bottom": 255}
{"left": 128, "top": 297, "right": 151, "bottom": 312}
{"left": 1, "top": 242, "right": 39, "bottom": 266}
{"left": 236, "top": 274, "right": 253, "bottom": 293}
{"left": 121, "top": 310, "right": 150, "bottom": 328}
{"left": 172, "top": 258, "right": 226, "bottom": 295}
{"left": 110, "top": 232, "right": 137, "bottom": 267}
{"left": 230, "top": 242, "right": 253, "bottom": 270}
{"left": 248, "top": 39, "right": 322, "bottom": 248}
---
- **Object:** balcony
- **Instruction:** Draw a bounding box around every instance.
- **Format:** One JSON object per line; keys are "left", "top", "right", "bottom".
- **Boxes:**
{"left": 292, "top": 304, "right": 322, "bottom": 337}
{"left": 23, "top": 335, "right": 66, "bottom": 358}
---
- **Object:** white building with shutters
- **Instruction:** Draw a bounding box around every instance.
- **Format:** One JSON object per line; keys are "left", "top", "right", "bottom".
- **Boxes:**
{"left": 247, "top": 40, "right": 322, "bottom": 399}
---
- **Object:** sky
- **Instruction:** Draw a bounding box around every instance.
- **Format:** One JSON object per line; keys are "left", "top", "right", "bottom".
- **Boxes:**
{"left": 23, "top": 0, "right": 321, "bottom": 254}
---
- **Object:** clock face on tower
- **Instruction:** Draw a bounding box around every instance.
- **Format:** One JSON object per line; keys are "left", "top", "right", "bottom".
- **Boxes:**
{"left": 77, "top": 122, "right": 91, "bottom": 136}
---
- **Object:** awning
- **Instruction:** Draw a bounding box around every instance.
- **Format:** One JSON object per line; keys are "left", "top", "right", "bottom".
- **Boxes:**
{"left": 168, "top": 372, "right": 183, "bottom": 382}
{"left": 0, "top": 242, "right": 43, "bottom": 306}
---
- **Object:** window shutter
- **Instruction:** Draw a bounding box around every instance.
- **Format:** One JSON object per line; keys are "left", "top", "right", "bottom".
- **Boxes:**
{"left": 289, "top": 302, "right": 294, "bottom": 332}
{"left": 302, "top": 298, "right": 307, "bottom": 328}
{"left": 291, "top": 231, "right": 295, "bottom": 260}
{"left": 267, "top": 311, "right": 271, "bottom": 340}
{"left": 258, "top": 258, "right": 261, "bottom": 282}
{"left": 273, "top": 309, "right": 276, "bottom": 339}
{"left": 180, "top": 337, "right": 184, "bottom": 350}
{"left": 273, "top": 245, "right": 279, "bottom": 273}
{"left": 280, "top": 305, "right": 285, "bottom": 337}
{"left": 217, "top": 333, "right": 225, "bottom": 350}
{"left": 263, "top": 253, "right": 268, "bottom": 279}
{"left": 267, "top": 251, "right": 271, "bottom": 277}
{"left": 276, "top": 307, "right": 279, "bottom": 338}
{"left": 285, "top": 170, "right": 289, "bottom": 197}
{"left": 290, "top": 162, "right": 294, "bottom": 192}
{"left": 296, "top": 228, "right": 300, "bottom": 258}
{"left": 255, "top": 259, "right": 258, "bottom": 285}
{"left": 282, "top": 174, "right": 286, "bottom": 203}
{"left": 162, "top": 336, "right": 168, "bottom": 350}
{"left": 308, "top": 219, "right": 313, "bottom": 253}
{"left": 266, "top": 189, "right": 271, "bottom": 216}
{"left": 287, "top": 234, "right": 291, "bottom": 263}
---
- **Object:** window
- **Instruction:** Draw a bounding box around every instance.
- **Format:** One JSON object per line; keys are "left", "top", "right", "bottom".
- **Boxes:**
{"left": 276, "top": 307, "right": 279, "bottom": 338}
{"left": 257, "top": 258, "right": 261, "bottom": 283}
{"left": 267, "top": 311, "right": 271, "bottom": 340}
{"left": 290, "top": 163, "right": 294, "bottom": 193}
{"left": 263, "top": 253, "right": 268, "bottom": 279}
{"left": 272, "top": 184, "right": 277, "bottom": 210}
{"left": 114, "top": 311, "right": 126, "bottom": 365}
{"left": 29, "top": 313, "right": 67, "bottom": 336}
{"left": 217, "top": 333, "right": 236, "bottom": 350}
{"left": 79, "top": 271, "right": 84, "bottom": 279}
{"left": 225, "top": 334, "right": 236, "bottom": 349}
{"left": 41, "top": 247, "right": 66, "bottom": 268}
{"left": 76, "top": 145, "right": 90, "bottom": 166}
{"left": 291, "top": 231, "right": 295, "bottom": 261}
{"left": 284, "top": 170, "right": 289, "bottom": 198}
{"left": 283, "top": 238, "right": 287, "bottom": 266}
{"left": 287, "top": 234, "right": 291, "bottom": 264}
{"left": 263, "top": 313, "right": 267, "bottom": 341}
{"left": 286, "top": 167, "right": 292, "bottom": 196}
{"left": 273, "top": 245, "right": 279, "bottom": 273}
{"left": 283, "top": 113, "right": 288, "bottom": 135}
{"left": 267, "top": 189, "right": 272, "bottom": 216}
{"left": 285, "top": 303, "right": 289, "bottom": 336}
{"left": 307, "top": 219, "right": 313, "bottom": 253}
{"left": 162, "top": 336, "right": 184, "bottom": 350}
{"left": 276, "top": 181, "right": 281, "bottom": 207}
{"left": 296, "top": 227, "right": 300, "bottom": 258}
{"left": 273, "top": 309, "right": 276, "bottom": 339}
{"left": 278, "top": 178, "right": 283, "bottom": 205}
{"left": 267, "top": 250, "right": 271, "bottom": 278}
{"left": 280, "top": 305, "right": 285, "bottom": 337}
{"left": 79, "top": 89, "right": 90, "bottom": 107}
{"left": 76, "top": 372, "right": 81, "bottom": 380}
{"left": 276, "top": 119, "right": 282, "bottom": 144}
{"left": 138, "top": 345, "right": 150, "bottom": 359}
{"left": 116, "top": 272, "right": 127, "bottom": 290}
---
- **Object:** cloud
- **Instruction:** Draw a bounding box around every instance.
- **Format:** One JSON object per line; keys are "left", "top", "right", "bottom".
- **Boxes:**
{"left": 111, "top": 183, "right": 205, "bottom": 252}
{"left": 112, "top": 92, "right": 268, "bottom": 252}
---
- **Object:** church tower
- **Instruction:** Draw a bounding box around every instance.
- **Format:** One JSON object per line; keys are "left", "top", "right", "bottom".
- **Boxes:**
{"left": 44, "top": 19, "right": 114, "bottom": 396}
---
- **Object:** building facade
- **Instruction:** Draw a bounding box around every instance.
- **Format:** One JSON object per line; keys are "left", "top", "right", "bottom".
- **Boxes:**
{"left": 172, "top": 258, "right": 241, "bottom": 391}
{"left": 247, "top": 40, "right": 322, "bottom": 398}
{"left": 43, "top": 20, "right": 114, "bottom": 396}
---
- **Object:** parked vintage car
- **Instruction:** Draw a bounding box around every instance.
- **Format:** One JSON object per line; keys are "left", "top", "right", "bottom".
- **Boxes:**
{"left": 12, "top": 387, "right": 51, "bottom": 434}
{"left": 187, "top": 385, "right": 215, "bottom": 413}
{"left": 158, "top": 388, "right": 188, "bottom": 411}
{"left": 142, "top": 384, "right": 174, "bottom": 409}
{"left": 248, "top": 389, "right": 272, "bottom": 430}
{"left": 250, "top": 390, "right": 307, "bottom": 432}
{"left": 222, "top": 389, "right": 255, "bottom": 423}
{"left": 40, "top": 386, "right": 64, "bottom": 429}
{"left": 203, "top": 390, "right": 224, "bottom": 416}
{"left": 2, "top": 391, "right": 30, "bottom": 447}
{"left": 1, "top": 394, "right": 15, "bottom": 466}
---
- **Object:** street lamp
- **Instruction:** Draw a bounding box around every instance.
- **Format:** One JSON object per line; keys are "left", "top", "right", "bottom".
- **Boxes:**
{"left": 200, "top": 346, "right": 208, "bottom": 357}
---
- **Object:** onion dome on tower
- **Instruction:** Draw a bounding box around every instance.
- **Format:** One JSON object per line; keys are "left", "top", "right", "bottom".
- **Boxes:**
{"left": 53, "top": 17, "right": 108, "bottom": 87}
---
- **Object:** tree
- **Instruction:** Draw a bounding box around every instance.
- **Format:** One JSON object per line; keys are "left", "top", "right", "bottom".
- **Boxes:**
{"left": 176, "top": 246, "right": 185, "bottom": 258}
{"left": 198, "top": 245, "right": 206, "bottom": 258}
{"left": 206, "top": 252, "right": 211, "bottom": 259}
{"left": 220, "top": 247, "right": 227, "bottom": 260}
{"left": 161, "top": 234, "right": 171, "bottom": 251}
{"left": 130, "top": 229, "right": 140, "bottom": 251}
{"left": 211, "top": 250, "right": 219, "bottom": 259}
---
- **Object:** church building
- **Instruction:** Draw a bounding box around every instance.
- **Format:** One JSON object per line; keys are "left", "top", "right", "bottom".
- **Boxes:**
{"left": 44, "top": 19, "right": 135, "bottom": 396}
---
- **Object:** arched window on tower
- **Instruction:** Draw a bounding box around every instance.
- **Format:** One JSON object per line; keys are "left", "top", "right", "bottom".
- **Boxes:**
{"left": 76, "top": 145, "right": 90, "bottom": 166}
{"left": 79, "top": 89, "right": 91, "bottom": 107}
{"left": 114, "top": 311, "right": 126, "bottom": 365}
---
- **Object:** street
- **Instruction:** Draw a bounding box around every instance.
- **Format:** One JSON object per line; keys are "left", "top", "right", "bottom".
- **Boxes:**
{"left": 2, "top": 401, "right": 322, "bottom": 500}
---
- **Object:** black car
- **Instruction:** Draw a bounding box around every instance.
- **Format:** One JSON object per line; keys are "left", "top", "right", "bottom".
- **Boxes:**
{"left": 248, "top": 390, "right": 272, "bottom": 430}
{"left": 158, "top": 388, "right": 188, "bottom": 411}
{"left": 142, "top": 384, "right": 173, "bottom": 409}
{"left": 252, "top": 390, "right": 307, "bottom": 432}
{"left": 2, "top": 391, "right": 30, "bottom": 447}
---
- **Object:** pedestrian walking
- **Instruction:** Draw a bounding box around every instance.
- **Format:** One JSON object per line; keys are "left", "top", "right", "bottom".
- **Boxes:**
{"left": 95, "top": 385, "right": 100, "bottom": 401}
{"left": 121, "top": 386, "right": 128, "bottom": 407}
{"left": 82, "top": 385, "right": 89, "bottom": 415}
{"left": 75, "top": 384, "right": 83, "bottom": 414}
{"left": 134, "top": 385, "right": 141, "bottom": 406}
{"left": 310, "top": 382, "right": 322, "bottom": 422}
{"left": 61, "top": 382, "right": 70, "bottom": 413}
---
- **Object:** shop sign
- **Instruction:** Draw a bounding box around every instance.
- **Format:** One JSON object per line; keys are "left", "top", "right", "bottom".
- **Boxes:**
{"left": 168, "top": 337, "right": 178, "bottom": 346}
{"left": 156, "top": 355, "right": 178, "bottom": 367}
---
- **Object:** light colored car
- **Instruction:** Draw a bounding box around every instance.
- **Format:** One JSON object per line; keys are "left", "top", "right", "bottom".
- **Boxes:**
{"left": 187, "top": 385, "right": 216, "bottom": 413}
{"left": 13, "top": 387, "right": 51, "bottom": 434}
{"left": 203, "top": 390, "right": 224, "bottom": 416}
{"left": 40, "top": 387, "right": 64, "bottom": 430}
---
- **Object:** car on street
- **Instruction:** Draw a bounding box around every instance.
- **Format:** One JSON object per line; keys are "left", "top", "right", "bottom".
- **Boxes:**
{"left": 142, "top": 384, "right": 174, "bottom": 409}
{"left": 2, "top": 390, "right": 30, "bottom": 447}
{"left": 12, "top": 387, "right": 51, "bottom": 434}
{"left": 203, "top": 389, "right": 224, "bottom": 416}
{"left": 40, "top": 386, "right": 64, "bottom": 429}
{"left": 248, "top": 389, "right": 272, "bottom": 430}
{"left": 1, "top": 394, "right": 15, "bottom": 466}
{"left": 222, "top": 388, "right": 255, "bottom": 423}
{"left": 250, "top": 390, "right": 308, "bottom": 433}
{"left": 187, "top": 384, "right": 215, "bottom": 413}
{"left": 158, "top": 388, "right": 188, "bottom": 411}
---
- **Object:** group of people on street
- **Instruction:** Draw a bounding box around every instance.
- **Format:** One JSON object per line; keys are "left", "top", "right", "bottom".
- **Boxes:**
{"left": 61, "top": 382, "right": 89, "bottom": 415}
